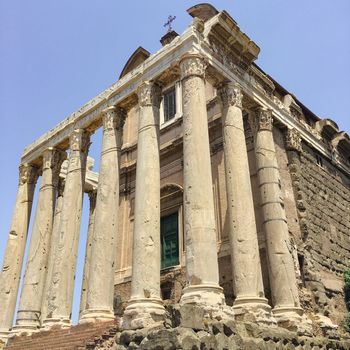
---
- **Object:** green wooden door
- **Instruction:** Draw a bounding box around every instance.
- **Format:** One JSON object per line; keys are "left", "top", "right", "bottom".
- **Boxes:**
{"left": 161, "top": 212, "right": 179, "bottom": 269}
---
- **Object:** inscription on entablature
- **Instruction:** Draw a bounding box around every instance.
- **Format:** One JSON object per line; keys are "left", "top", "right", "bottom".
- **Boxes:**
{"left": 208, "top": 35, "right": 247, "bottom": 77}
{"left": 249, "top": 67, "right": 275, "bottom": 98}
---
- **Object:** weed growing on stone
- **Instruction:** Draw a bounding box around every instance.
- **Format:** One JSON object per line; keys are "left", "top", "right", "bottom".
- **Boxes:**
{"left": 344, "top": 269, "right": 350, "bottom": 332}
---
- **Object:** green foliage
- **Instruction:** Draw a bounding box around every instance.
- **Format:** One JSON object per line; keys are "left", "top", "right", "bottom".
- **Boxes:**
{"left": 344, "top": 313, "right": 350, "bottom": 333}
{"left": 344, "top": 269, "right": 350, "bottom": 287}
{"left": 344, "top": 269, "right": 350, "bottom": 333}
{"left": 344, "top": 269, "right": 350, "bottom": 311}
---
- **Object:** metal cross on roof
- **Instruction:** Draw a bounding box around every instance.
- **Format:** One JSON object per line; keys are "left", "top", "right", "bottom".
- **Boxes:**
{"left": 164, "top": 15, "right": 176, "bottom": 33}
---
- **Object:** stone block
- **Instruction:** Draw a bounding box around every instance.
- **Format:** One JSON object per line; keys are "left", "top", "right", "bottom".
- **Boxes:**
{"left": 140, "top": 329, "right": 180, "bottom": 350}
{"left": 178, "top": 305, "right": 206, "bottom": 331}
{"left": 178, "top": 328, "right": 200, "bottom": 349}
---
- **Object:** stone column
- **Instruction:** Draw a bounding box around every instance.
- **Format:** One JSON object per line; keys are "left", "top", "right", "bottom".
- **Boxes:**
{"left": 42, "top": 129, "right": 90, "bottom": 328}
{"left": 41, "top": 178, "right": 65, "bottom": 324}
{"left": 218, "top": 83, "right": 271, "bottom": 321}
{"left": 123, "top": 81, "right": 165, "bottom": 329}
{"left": 79, "top": 190, "right": 97, "bottom": 319}
{"left": 179, "top": 54, "right": 225, "bottom": 307}
{"left": 0, "top": 164, "right": 38, "bottom": 341}
{"left": 13, "top": 149, "right": 65, "bottom": 333}
{"left": 254, "top": 108, "right": 303, "bottom": 323}
{"left": 81, "top": 106, "right": 125, "bottom": 323}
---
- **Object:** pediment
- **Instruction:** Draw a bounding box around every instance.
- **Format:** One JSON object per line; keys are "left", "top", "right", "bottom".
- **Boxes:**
{"left": 119, "top": 46, "right": 150, "bottom": 79}
{"left": 187, "top": 3, "right": 219, "bottom": 22}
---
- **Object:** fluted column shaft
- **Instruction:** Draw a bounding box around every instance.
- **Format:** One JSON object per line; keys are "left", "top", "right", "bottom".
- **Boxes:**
{"left": 79, "top": 190, "right": 96, "bottom": 319}
{"left": 179, "top": 54, "right": 225, "bottom": 306}
{"left": 42, "top": 129, "right": 90, "bottom": 328}
{"left": 123, "top": 81, "right": 165, "bottom": 329}
{"left": 219, "top": 83, "right": 270, "bottom": 316}
{"left": 13, "top": 149, "right": 65, "bottom": 332}
{"left": 81, "top": 106, "right": 125, "bottom": 323}
{"left": 0, "top": 165, "right": 38, "bottom": 339}
{"left": 254, "top": 108, "right": 302, "bottom": 321}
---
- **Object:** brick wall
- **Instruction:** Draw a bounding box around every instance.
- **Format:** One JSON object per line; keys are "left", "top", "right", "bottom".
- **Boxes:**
{"left": 5, "top": 321, "right": 117, "bottom": 350}
{"left": 287, "top": 143, "right": 350, "bottom": 327}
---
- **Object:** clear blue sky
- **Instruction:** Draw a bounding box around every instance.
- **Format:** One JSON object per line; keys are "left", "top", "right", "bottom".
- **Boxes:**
{"left": 0, "top": 1, "right": 349, "bottom": 325}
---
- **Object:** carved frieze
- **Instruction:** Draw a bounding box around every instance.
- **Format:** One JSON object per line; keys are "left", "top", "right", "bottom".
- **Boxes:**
{"left": 249, "top": 67, "right": 275, "bottom": 98}
{"left": 285, "top": 128, "right": 302, "bottom": 153}
{"left": 218, "top": 82, "right": 243, "bottom": 109}
{"left": 179, "top": 54, "right": 207, "bottom": 80}
{"left": 209, "top": 36, "right": 247, "bottom": 76}
{"left": 137, "top": 81, "right": 162, "bottom": 108}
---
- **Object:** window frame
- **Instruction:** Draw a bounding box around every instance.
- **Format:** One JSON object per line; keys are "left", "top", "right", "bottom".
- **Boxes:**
{"left": 159, "top": 81, "right": 182, "bottom": 128}
{"left": 160, "top": 211, "right": 180, "bottom": 269}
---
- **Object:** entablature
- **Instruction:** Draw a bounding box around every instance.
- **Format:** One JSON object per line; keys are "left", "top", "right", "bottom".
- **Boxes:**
{"left": 20, "top": 4, "right": 349, "bottom": 177}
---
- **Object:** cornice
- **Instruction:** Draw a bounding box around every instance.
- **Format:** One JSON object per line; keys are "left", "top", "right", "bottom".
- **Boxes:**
{"left": 199, "top": 41, "right": 350, "bottom": 176}
{"left": 20, "top": 9, "right": 349, "bottom": 177}
{"left": 20, "top": 25, "right": 199, "bottom": 165}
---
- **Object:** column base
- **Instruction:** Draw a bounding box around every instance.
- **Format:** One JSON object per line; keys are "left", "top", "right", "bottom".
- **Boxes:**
{"left": 122, "top": 297, "right": 165, "bottom": 330}
{"left": 79, "top": 309, "right": 116, "bottom": 324}
{"left": 180, "top": 284, "right": 233, "bottom": 321}
{"left": 11, "top": 322, "right": 40, "bottom": 336}
{"left": 233, "top": 295, "right": 276, "bottom": 325}
{"left": 273, "top": 306, "right": 312, "bottom": 334}
{"left": 0, "top": 329, "right": 10, "bottom": 349}
{"left": 41, "top": 317, "right": 71, "bottom": 330}
{"left": 180, "top": 284, "right": 225, "bottom": 307}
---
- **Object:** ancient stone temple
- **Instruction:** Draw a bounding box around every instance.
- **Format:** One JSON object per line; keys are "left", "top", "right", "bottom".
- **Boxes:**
{"left": 1, "top": 3, "right": 350, "bottom": 349}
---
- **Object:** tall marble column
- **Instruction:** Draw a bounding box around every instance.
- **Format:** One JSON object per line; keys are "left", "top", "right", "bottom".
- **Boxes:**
{"left": 219, "top": 83, "right": 271, "bottom": 320}
{"left": 179, "top": 54, "right": 225, "bottom": 307}
{"left": 254, "top": 108, "right": 302, "bottom": 323}
{"left": 0, "top": 164, "right": 38, "bottom": 341}
{"left": 81, "top": 106, "right": 125, "bottom": 323}
{"left": 42, "top": 129, "right": 90, "bottom": 328}
{"left": 41, "top": 178, "right": 65, "bottom": 324}
{"left": 79, "top": 190, "right": 97, "bottom": 319}
{"left": 123, "top": 81, "right": 165, "bottom": 329}
{"left": 13, "top": 148, "right": 65, "bottom": 333}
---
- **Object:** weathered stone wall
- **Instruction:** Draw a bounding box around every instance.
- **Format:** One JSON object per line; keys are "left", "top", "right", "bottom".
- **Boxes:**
{"left": 287, "top": 143, "right": 350, "bottom": 328}
{"left": 92, "top": 306, "right": 350, "bottom": 349}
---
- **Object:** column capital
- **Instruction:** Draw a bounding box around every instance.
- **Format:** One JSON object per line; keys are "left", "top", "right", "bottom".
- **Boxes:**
{"left": 285, "top": 128, "right": 302, "bottom": 153}
{"left": 87, "top": 189, "right": 97, "bottom": 204}
{"left": 101, "top": 106, "right": 126, "bottom": 131}
{"left": 137, "top": 81, "right": 162, "bottom": 108}
{"left": 19, "top": 164, "right": 39, "bottom": 185}
{"left": 42, "top": 148, "right": 66, "bottom": 172}
{"left": 218, "top": 82, "right": 243, "bottom": 109}
{"left": 179, "top": 54, "right": 207, "bottom": 80}
{"left": 256, "top": 107, "right": 273, "bottom": 131}
{"left": 57, "top": 178, "right": 65, "bottom": 197}
{"left": 69, "top": 129, "right": 90, "bottom": 153}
